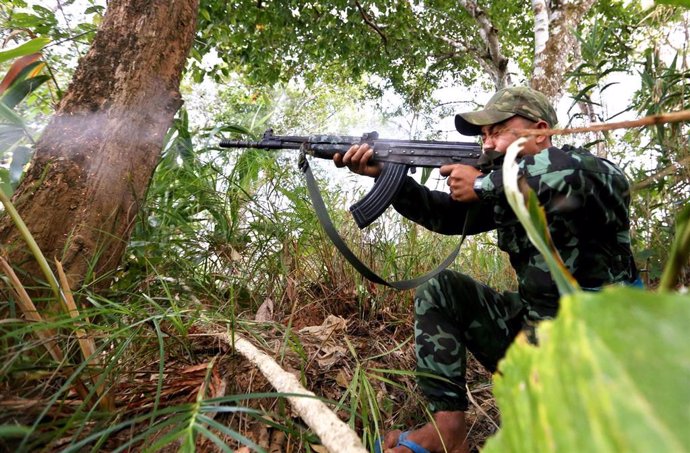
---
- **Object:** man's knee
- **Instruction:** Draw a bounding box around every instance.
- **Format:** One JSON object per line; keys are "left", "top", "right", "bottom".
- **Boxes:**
{"left": 415, "top": 270, "right": 477, "bottom": 315}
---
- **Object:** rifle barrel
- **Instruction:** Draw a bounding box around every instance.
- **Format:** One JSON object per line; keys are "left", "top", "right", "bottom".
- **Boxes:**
{"left": 219, "top": 139, "right": 303, "bottom": 150}
{"left": 218, "top": 132, "right": 482, "bottom": 164}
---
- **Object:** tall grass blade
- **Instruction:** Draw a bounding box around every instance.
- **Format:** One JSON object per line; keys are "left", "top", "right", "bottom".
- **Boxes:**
{"left": 196, "top": 414, "right": 266, "bottom": 452}
{"left": 0, "top": 188, "right": 63, "bottom": 304}
{"left": 54, "top": 259, "right": 115, "bottom": 411}
{"left": 0, "top": 256, "right": 94, "bottom": 413}
{"left": 0, "top": 257, "right": 63, "bottom": 363}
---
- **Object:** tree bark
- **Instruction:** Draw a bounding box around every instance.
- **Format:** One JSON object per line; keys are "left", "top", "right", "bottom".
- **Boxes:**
{"left": 531, "top": 0, "right": 597, "bottom": 99}
{"left": 451, "top": 0, "right": 594, "bottom": 96}
{"left": 457, "top": 0, "right": 511, "bottom": 89}
{"left": 0, "top": 0, "right": 198, "bottom": 294}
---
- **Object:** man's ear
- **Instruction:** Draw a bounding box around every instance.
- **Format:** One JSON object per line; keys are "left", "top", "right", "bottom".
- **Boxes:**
{"left": 534, "top": 120, "right": 550, "bottom": 145}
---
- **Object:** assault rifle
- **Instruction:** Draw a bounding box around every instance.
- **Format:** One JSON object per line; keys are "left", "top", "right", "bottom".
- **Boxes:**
{"left": 220, "top": 129, "right": 485, "bottom": 229}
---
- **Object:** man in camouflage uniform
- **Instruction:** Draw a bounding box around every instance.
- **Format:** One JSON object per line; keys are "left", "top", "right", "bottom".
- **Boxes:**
{"left": 334, "top": 87, "right": 639, "bottom": 453}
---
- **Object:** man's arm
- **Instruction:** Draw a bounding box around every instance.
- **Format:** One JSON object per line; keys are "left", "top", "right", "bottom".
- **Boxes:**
{"left": 334, "top": 144, "right": 496, "bottom": 234}
{"left": 392, "top": 176, "right": 496, "bottom": 235}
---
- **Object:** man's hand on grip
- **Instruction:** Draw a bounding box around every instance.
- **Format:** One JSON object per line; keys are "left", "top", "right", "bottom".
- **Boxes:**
{"left": 440, "top": 164, "right": 483, "bottom": 202}
{"left": 333, "top": 144, "right": 383, "bottom": 178}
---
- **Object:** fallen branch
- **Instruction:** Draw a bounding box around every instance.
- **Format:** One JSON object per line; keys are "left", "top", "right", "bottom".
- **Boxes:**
{"left": 216, "top": 330, "right": 367, "bottom": 453}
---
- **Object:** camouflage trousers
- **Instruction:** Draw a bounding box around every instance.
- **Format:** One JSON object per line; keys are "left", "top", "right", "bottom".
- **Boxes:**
{"left": 415, "top": 270, "right": 526, "bottom": 412}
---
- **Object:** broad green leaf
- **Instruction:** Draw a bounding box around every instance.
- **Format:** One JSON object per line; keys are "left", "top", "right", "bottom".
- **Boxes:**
{"left": 0, "top": 38, "right": 50, "bottom": 64}
{"left": 483, "top": 287, "right": 690, "bottom": 453}
{"left": 1, "top": 74, "right": 50, "bottom": 110}
{"left": 659, "top": 204, "right": 690, "bottom": 291}
{"left": 0, "top": 101, "right": 25, "bottom": 127}
{"left": 84, "top": 5, "right": 105, "bottom": 15}
{"left": 656, "top": 0, "right": 690, "bottom": 7}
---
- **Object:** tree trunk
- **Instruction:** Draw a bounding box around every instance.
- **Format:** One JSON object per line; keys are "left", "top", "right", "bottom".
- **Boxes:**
{"left": 531, "top": 0, "right": 596, "bottom": 99}
{"left": 457, "top": 0, "right": 511, "bottom": 89}
{"left": 0, "top": 0, "right": 198, "bottom": 295}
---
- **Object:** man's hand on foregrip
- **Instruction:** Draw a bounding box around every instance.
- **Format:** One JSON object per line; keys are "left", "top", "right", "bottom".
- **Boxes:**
{"left": 440, "top": 163, "right": 483, "bottom": 202}
{"left": 333, "top": 144, "right": 383, "bottom": 178}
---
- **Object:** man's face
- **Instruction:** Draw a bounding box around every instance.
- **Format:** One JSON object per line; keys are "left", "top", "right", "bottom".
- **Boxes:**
{"left": 479, "top": 116, "right": 547, "bottom": 155}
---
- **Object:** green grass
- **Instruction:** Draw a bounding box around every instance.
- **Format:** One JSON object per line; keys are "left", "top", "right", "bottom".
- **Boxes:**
{"left": 0, "top": 122, "right": 516, "bottom": 451}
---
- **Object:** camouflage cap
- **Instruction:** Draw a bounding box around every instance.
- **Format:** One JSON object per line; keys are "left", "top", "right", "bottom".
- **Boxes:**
{"left": 455, "top": 87, "right": 558, "bottom": 136}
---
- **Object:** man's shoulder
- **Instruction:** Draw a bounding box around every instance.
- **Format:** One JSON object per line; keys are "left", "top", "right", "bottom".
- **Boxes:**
{"left": 562, "top": 144, "right": 627, "bottom": 177}
{"left": 519, "top": 145, "right": 578, "bottom": 176}
{"left": 523, "top": 144, "right": 624, "bottom": 177}
{"left": 534, "top": 144, "right": 589, "bottom": 163}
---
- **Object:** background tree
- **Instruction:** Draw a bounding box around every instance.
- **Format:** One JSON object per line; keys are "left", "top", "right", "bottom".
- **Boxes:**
{"left": 193, "top": 0, "right": 640, "bottom": 107}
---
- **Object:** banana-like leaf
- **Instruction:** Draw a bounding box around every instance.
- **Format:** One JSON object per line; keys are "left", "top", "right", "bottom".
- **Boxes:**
{"left": 483, "top": 286, "right": 690, "bottom": 453}
{"left": 217, "top": 123, "right": 254, "bottom": 137}
{"left": 0, "top": 124, "right": 24, "bottom": 152}
{"left": 0, "top": 101, "right": 25, "bottom": 127}
{"left": 173, "top": 108, "right": 194, "bottom": 162}
{"left": 0, "top": 38, "right": 50, "bottom": 64}
{"left": 0, "top": 168, "right": 12, "bottom": 197}
{"left": 0, "top": 53, "right": 43, "bottom": 95}
{"left": 656, "top": 0, "right": 690, "bottom": 7}
{"left": 659, "top": 203, "right": 690, "bottom": 291}
{"left": 1, "top": 74, "right": 49, "bottom": 110}
{"left": 501, "top": 138, "right": 579, "bottom": 295}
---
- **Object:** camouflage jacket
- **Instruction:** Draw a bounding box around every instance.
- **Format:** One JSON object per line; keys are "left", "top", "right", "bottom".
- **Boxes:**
{"left": 392, "top": 144, "right": 638, "bottom": 319}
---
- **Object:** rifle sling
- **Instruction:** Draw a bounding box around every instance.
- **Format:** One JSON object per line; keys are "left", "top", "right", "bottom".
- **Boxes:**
{"left": 301, "top": 156, "right": 467, "bottom": 290}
